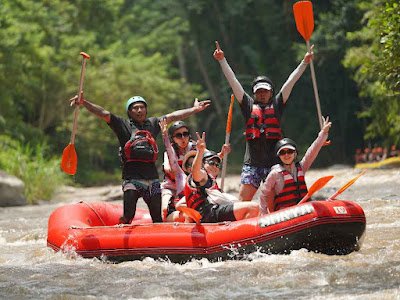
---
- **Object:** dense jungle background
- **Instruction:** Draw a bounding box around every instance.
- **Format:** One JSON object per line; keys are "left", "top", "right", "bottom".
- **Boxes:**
{"left": 0, "top": 0, "right": 399, "bottom": 202}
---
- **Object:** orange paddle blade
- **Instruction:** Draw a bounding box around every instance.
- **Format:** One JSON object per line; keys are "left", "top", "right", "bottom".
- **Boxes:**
{"left": 308, "top": 175, "right": 334, "bottom": 194}
{"left": 61, "top": 143, "right": 77, "bottom": 175}
{"left": 226, "top": 94, "right": 234, "bottom": 134}
{"left": 80, "top": 51, "right": 90, "bottom": 59}
{"left": 293, "top": 1, "right": 314, "bottom": 41}
{"left": 329, "top": 170, "right": 366, "bottom": 200}
{"left": 298, "top": 175, "right": 334, "bottom": 205}
{"left": 177, "top": 206, "right": 201, "bottom": 224}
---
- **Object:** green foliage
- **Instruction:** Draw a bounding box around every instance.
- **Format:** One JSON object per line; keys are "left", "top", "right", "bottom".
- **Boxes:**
{"left": 1, "top": 0, "right": 200, "bottom": 185}
{"left": 0, "top": 135, "right": 70, "bottom": 203}
{"left": 2, "top": 0, "right": 398, "bottom": 190}
{"left": 287, "top": 0, "right": 365, "bottom": 164}
{"left": 343, "top": 0, "right": 400, "bottom": 146}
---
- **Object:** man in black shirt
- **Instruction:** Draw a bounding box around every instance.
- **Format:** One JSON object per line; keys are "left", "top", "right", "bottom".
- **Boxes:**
{"left": 70, "top": 95, "right": 210, "bottom": 223}
{"left": 213, "top": 41, "right": 314, "bottom": 201}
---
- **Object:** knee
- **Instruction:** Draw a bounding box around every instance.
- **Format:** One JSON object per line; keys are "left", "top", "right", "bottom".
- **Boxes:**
{"left": 239, "top": 184, "right": 257, "bottom": 201}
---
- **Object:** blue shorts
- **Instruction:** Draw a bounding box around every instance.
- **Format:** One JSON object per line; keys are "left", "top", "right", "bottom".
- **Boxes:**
{"left": 240, "top": 164, "right": 270, "bottom": 189}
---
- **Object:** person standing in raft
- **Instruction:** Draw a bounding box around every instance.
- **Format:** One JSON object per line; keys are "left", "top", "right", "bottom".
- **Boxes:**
{"left": 184, "top": 131, "right": 259, "bottom": 223}
{"left": 70, "top": 94, "right": 211, "bottom": 223}
{"left": 213, "top": 41, "right": 315, "bottom": 201}
{"left": 259, "top": 116, "right": 332, "bottom": 214}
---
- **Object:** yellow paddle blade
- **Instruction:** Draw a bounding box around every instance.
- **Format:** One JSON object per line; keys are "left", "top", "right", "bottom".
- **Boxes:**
{"left": 177, "top": 206, "right": 201, "bottom": 224}
{"left": 293, "top": 1, "right": 314, "bottom": 41}
{"left": 61, "top": 143, "right": 77, "bottom": 175}
{"left": 329, "top": 170, "right": 366, "bottom": 200}
{"left": 298, "top": 175, "right": 334, "bottom": 205}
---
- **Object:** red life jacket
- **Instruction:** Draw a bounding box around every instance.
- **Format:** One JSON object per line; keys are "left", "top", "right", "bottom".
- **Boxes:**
{"left": 245, "top": 104, "right": 282, "bottom": 140}
{"left": 274, "top": 164, "right": 308, "bottom": 211}
{"left": 184, "top": 175, "right": 219, "bottom": 211}
{"left": 124, "top": 130, "right": 158, "bottom": 163}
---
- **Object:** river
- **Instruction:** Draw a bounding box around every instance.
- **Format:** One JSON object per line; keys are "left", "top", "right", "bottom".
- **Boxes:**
{"left": 0, "top": 166, "right": 399, "bottom": 299}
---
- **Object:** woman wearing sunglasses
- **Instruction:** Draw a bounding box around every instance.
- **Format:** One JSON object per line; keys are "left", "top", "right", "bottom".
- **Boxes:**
{"left": 184, "top": 132, "right": 259, "bottom": 223}
{"left": 160, "top": 120, "right": 196, "bottom": 221}
{"left": 160, "top": 119, "right": 231, "bottom": 222}
{"left": 259, "top": 116, "right": 332, "bottom": 214}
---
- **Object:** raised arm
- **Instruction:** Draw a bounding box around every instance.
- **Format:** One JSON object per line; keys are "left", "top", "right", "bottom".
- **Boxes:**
{"left": 159, "top": 118, "right": 186, "bottom": 193}
{"left": 280, "top": 45, "right": 314, "bottom": 103}
{"left": 70, "top": 94, "right": 111, "bottom": 123}
{"left": 213, "top": 41, "right": 245, "bottom": 104}
{"left": 301, "top": 116, "right": 332, "bottom": 172}
{"left": 192, "top": 132, "right": 208, "bottom": 185}
{"left": 164, "top": 98, "right": 211, "bottom": 124}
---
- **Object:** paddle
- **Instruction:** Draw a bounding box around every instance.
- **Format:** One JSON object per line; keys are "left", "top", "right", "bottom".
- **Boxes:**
{"left": 328, "top": 170, "right": 366, "bottom": 200}
{"left": 61, "top": 52, "right": 90, "bottom": 175}
{"left": 293, "top": 2, "right": 325, "bottom": 132}
{"left": 176, "top": 206, "right": 201, "bottom": 224}
{"left": 220, "top": 94, "right": 234, "bottom": 191}
{"left": 297, "top": 175, "right": 334, "bottom": 205}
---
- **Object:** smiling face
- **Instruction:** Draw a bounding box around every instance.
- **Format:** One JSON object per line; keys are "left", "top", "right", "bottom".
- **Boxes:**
{"left": 172, "top": 127, "right": 190, "bottom": 150}
{"left": 278, "top": 148, "right": 296, "bottom": 165}
{"left": 128, "top": 102, "right": 147, "bottom": 124}
{"left": 254, "top": 88, "right": 272, "bottom": 104}
{"left": 204, "top": 158, "right": 221, "bottom": 178}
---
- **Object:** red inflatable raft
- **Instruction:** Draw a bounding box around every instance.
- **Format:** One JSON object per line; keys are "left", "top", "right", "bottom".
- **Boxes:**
{"left": 47, "top": 200, "right": 366, "bottom": 262}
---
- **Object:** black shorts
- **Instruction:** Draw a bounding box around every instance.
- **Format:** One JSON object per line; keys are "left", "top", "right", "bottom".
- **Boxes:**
{"left": 201, "top": 203, "right": 236, "bottom": 223}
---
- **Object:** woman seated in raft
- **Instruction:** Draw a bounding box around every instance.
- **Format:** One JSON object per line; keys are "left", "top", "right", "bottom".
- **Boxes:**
{"left": 259, "top": 116, "right": 332, "bottom": 214}
{"left": 159, "top": 118, "right": 196, "bottom": 222}
{"left": 184, "top": 132, "right": 259, "bottom": 223}
{"left": 159, "top": 118, "right": 231, "bottom": 222}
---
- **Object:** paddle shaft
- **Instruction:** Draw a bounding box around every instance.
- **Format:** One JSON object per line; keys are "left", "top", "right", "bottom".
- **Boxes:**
{"left": 220, "top": 94, "right": 234, "bottom": 191}
{"left": 306, "top": 40, "right": 323, "bottom": 130}
{"left": 70, "top": 55, "right": 89, "bottom": 144}
{"left": 219, "top": 132, "right": 230, "bottom": 190}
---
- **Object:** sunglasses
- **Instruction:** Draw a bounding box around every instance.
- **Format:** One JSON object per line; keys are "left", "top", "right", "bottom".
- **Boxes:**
{"left": 174, "top": 132, "right": 190, "bottom": 139}
{"left": 279, "top": 149, "right": 295, "bottom": 156}
{"left": 206, "top": 160, "right": 222, "bottom": 169}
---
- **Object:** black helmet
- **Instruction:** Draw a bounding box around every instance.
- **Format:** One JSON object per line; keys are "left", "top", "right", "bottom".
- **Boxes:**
{"left": 168, "top": 121, "right": 190, "bottom": 137}
{"left": 202, "top": 150, "right": 220, "bottom": 163}
{"left": 275, "top": 138, "right": 297, "bottom": 156}
{"left": 251, "top": 76, "right": 274, "bottom": 94}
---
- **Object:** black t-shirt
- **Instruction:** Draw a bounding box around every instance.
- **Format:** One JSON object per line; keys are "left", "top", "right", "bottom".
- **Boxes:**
{"left": 108, "top": 113, "right": 162, "bottom": 180}
{"left": 240, "top": 92, "right": 285, "bottom": 168}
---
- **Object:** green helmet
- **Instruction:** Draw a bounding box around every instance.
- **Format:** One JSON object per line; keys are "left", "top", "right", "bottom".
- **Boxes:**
{"left": 125, "top": 96, "right": 147, "bottom": 112}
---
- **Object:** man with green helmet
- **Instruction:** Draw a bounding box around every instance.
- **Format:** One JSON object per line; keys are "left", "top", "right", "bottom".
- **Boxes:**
{"left": 70, "top": 94, "right": 210, "bottom": 224}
